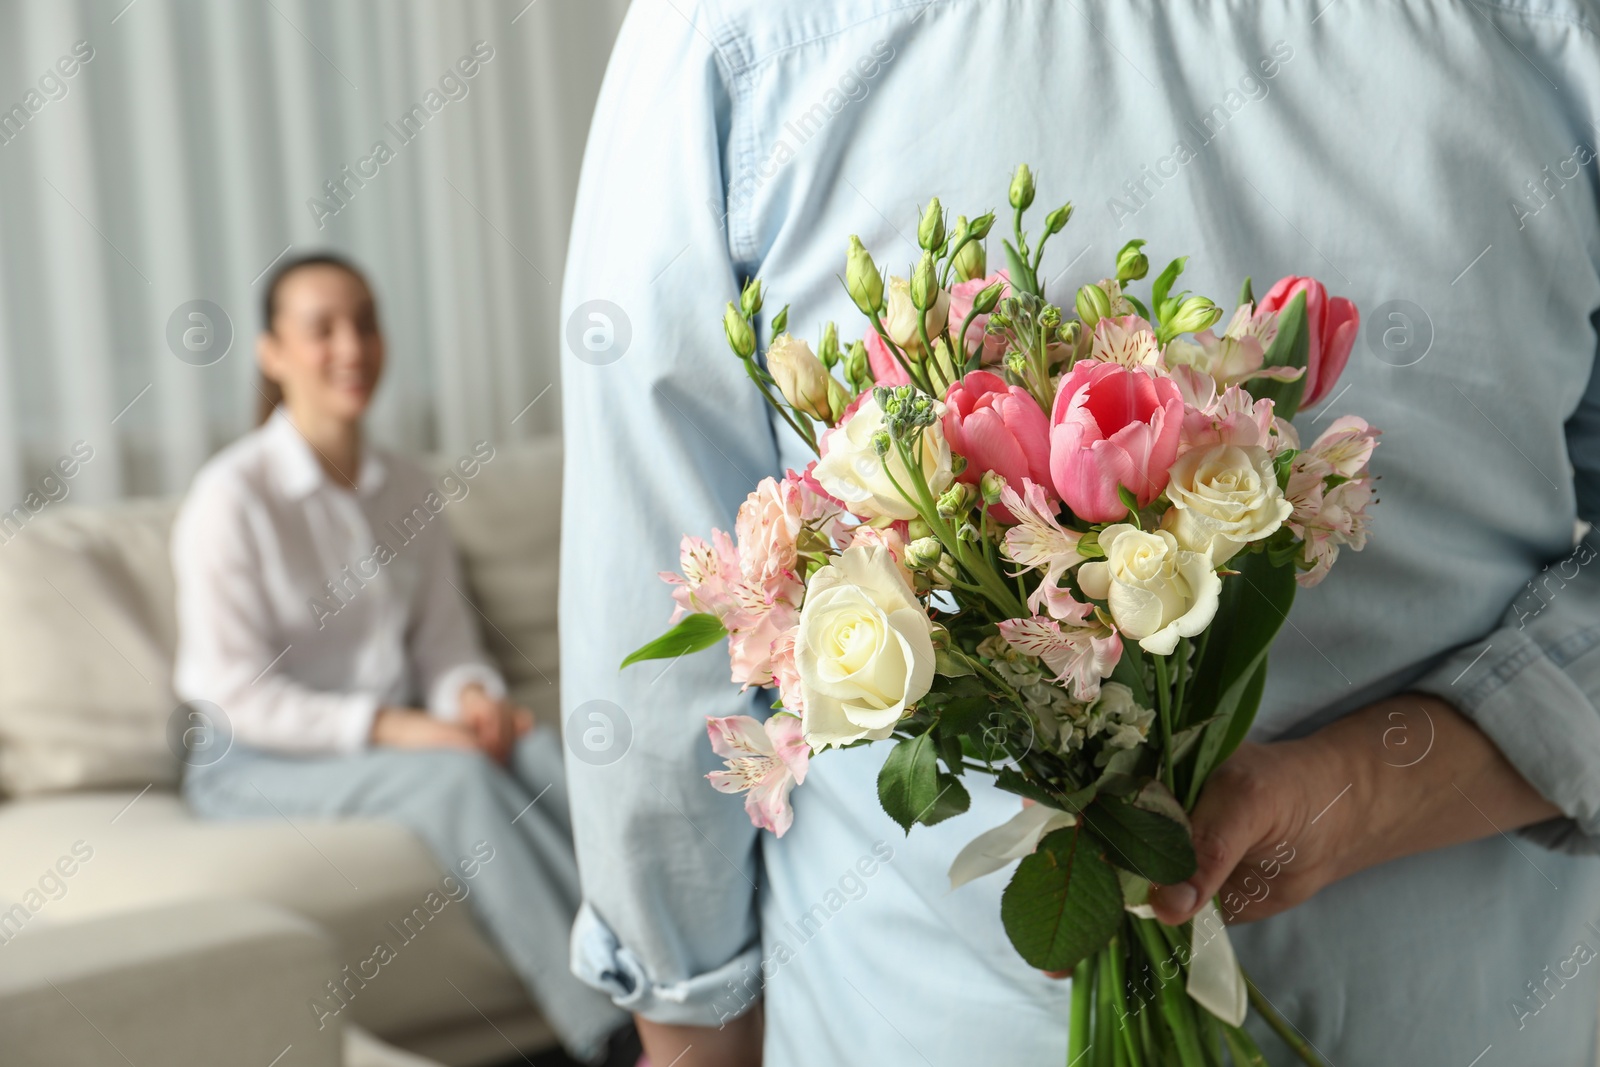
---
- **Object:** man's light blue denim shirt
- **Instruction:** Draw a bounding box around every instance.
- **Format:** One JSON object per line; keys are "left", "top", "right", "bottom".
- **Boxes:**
{"left": 561, "top": 1, "right": 1600, "bottom": 1061}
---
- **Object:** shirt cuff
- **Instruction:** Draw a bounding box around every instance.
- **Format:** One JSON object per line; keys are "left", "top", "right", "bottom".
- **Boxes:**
{"left": 1412, "top": 624, "right": 1600, "bottom": 854}
{"left": 569, "top": 901, "right": 762, "bottom": 1027}
{"left": 331, "top": 692, "right": 383, "bottom": 755}
{"left": 427, "top": 664, "right": 507, "bottom": 721}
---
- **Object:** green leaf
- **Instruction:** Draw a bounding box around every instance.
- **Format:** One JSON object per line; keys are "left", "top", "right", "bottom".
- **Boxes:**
{"left": 920, "top": 772, "right": 971, "bottom": 825}
{"left": 1002, "top": 239, "right": 1040, "bottom": 297}
{"left": 1251, "top": 290, "right": 1310, "bottom": 420}
{"left": 878, "top": 733, "right": 939, "bottom": 832}
{"left": 619, "top": 613, "right": 726, "bottom": 669}
{"left": 1239, "top": 276, "right": 1254, "bottom": 307}
{"left": 1124, "top": 294, "right": 1151, "bottom": 320}
{"left": 1001, "top": 827, "right": 1123, "bottom": 972}
{"left": 1179, "top": 552, "right": 1296, "bottom": 805}
{"left": 995, "top": 766, "right": 1079, "bottom": 810}
{"left": 1117, "top": 484, "right": 1141, "bottom": 521}
{"left": 1150, "top": 256, "right": 1188, "bottom": 318}
{"left": 1081, "top": 790, "right": 1197, "bottom": 885}
{"left": 1109, "top": 650, "right": 1150, "bottom": 709}
{"left": 937, "top": 730, "right": 966, "bottom": 777}
{"left": 935, "top": 693, "right": 992, "bottom": 737}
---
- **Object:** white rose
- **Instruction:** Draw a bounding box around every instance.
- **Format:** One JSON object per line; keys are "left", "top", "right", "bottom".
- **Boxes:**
{"left": 883, "top": 275, "right": 950, "bottom": 351}
{"left": 812, "top": 392, "right": 953, "bottom": 521}
{"left": 797, "top": 544, "right": 936, "bottom": 749}
{"left": 1163, "top": 444, "right": 1292, "bottom": 563}
{"left": 1078, "top": 525, "right": 1220, "bottom": 655}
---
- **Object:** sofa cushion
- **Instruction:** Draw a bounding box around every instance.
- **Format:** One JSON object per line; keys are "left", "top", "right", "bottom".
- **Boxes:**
{"left": 0, "top": 438, "right": 562, "bottom": 797}
{"left": 0, "top": 499, "right": 182, "bottom": 797}
{"left": 429, "top": 436, "right": 562, "bottom": 725}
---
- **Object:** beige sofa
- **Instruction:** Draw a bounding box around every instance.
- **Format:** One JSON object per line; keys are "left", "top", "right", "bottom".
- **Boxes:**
{"left": 0, "top": 437, "right": 565, "bottom": 1066}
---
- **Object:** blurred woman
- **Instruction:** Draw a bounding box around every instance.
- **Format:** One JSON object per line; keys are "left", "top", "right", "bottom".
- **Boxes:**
{"left": 173, "top": 253, "right": 631, "bottom": 1064}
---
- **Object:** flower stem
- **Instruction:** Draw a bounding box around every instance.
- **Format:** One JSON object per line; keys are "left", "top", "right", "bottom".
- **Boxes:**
{"left": 1246, "top": 978, "right": 1328, "bottom": 1067}
{"left": 1151, "top": 654, "right": 1176, "bottom": 792}
{"left": 1068, "top": 957, "right": 1093, "bottom": 1066}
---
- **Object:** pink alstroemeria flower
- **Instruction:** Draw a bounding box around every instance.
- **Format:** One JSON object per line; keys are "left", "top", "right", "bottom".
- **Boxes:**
{"left": 996, "top": 597, "right": 1123, "bottom": 702}
{"left": 999, "top": 478, "right": 1082, "bottom": 614}
{"left": 706, "top": 713, "right": 810, "bottom": 837}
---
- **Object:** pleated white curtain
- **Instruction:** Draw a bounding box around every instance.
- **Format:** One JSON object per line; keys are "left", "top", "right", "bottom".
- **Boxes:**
{"left": 0, "top": 0, "right": 629, "bottom": 504}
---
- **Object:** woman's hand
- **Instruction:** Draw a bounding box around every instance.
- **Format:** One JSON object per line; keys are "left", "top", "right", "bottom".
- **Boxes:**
{"left": 371, "top": 706, "right": 479, "bottom": 750}
{"left": 458, "top": 684, "right": 535, "bottom": 764}
{"left": 1148, "top": 693, "right": 1561, "bottom": 926}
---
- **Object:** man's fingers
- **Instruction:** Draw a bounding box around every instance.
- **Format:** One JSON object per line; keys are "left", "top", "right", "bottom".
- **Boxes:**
{"left": 1150, "top": 764, "right": 1272, "bottom": 924}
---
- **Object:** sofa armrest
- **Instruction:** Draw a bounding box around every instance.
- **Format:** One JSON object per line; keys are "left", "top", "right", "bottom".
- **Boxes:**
{"left": 0, "top": 898, "right": 341, "bottom": 1067}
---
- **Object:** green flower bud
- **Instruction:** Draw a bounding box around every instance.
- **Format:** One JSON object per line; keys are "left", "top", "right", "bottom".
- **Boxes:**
{"left": 1009, "top": 164, "right": 1035, "bottom": 211}
{"left": 723, "top": 303, "right": 755, "bottom": 358}
{"left": 953, "top": 232, "right": 988, "bottom": 283}
{"left": 906, "top": 536, "right": 944, "bottom": 570}
{"left": 979, "top": 470, "right": 1006, "bottom": 505}
{"left": 968, "top": 212, "right": 997, "bottom": 239}
{"left": 957, "top": 522, "right": 981, "bottom": 543}
{"left": 936, "top": 482, "right": 975, "bottom": 518}
{"left": 770, "top": 303, "right": 789, "bottom": 335}
{"left": 1076, "top": 283, "right": 1111, "bottom": 328}
{"left": 1115, "top": 240, "right": 1149, "bottom": 283}
{"left": 1167, "top": 294, "right": 1223, "bottom": 335}
{"left": 910, "top": 252, "right": 938, "bottom": 312}
{"left": 1039, "top": 304, "right": 1061, "bottom": 330}
{"left": 1044, "top": 202, "right": 1074, "bottom": 235}
{"left": 918, "top": 197, "right": 945, "bottom": 251}
{"left": 871, "top": 429, "right": 891, "bottom": 456}
{"left": 824, "top": 378, "right": 851, "bottom": 426}
{"left": 740, "top": 278, "right": 763, "bottom": 318}
{"left": 818, "top": 321, "right": 840, "bottom": 368}
{"left": 973, "top": 279, "right": 1006, "bottom": 315}
{"left": 1004, "top": 349, "right": 1028, "bottom": 376}
{"left": 846, "top": 235, "right": 885, "bottom": 315}
{"left": 844, "top": 339, "right": 870, "bottom": 390}
{"left": 907, "top": 518, "right": 932, "bottom": 540}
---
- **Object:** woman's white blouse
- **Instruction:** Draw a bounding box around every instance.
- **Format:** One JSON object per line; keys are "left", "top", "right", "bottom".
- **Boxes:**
{"left": 171, "top": 409, "right": 505, "bottom": 756}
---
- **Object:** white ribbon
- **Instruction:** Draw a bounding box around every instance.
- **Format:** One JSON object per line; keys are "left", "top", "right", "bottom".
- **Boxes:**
{"left": 949, "top": 808, "right": 1248, "bottom": 1028}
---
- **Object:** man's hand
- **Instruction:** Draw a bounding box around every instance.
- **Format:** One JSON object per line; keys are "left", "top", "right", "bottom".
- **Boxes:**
{"left": 635, "top": 1005, "right": 762, "bottom": 1067}
{"left": 1149, "top": 693, "right": 1561, "bottom": 926}
{"left": 458, "top": 684, "right": 535, "bottom": 764}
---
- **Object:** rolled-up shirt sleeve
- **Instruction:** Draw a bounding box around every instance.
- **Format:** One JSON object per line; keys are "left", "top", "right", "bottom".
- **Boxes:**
{"left": 1413, "top": 340, "right": 1600, "bottom": 853}
{"left": 558, "top": 0, "right": 775, "bottom": 1026}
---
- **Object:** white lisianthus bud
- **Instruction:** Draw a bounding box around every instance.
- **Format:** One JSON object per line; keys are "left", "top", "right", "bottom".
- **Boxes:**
{"left": 846, "top": 236, "right": 885, "bottom": 315}
{"left": 1077, "top": 525, "right": 1221, "bottom": 656}
{"left": 1161, "top": 444, "right": 1292, "bottom": 563}
{"left": 767, "top": 334, "right": 837, "bottom": 422}
{"left": 885, "top": 275, "right": 950, "bottom": 351}
{"left": 723, "top": 303, "right": 755, "bottom": 358}
{"left": 1009, "top": 163, "right": 1035, "bottom": 211}
{"left": 918, "top": 198, "right": 945, "bottom": 251}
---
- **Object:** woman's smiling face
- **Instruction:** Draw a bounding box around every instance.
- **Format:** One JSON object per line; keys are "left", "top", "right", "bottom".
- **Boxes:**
{"left": 259, "top": 264, "right": 384, "bottom": 425}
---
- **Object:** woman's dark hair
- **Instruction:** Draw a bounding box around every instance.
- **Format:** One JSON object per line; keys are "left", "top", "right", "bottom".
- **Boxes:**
{"left": 255, "top": 252, "right": 373, "bottom": 425}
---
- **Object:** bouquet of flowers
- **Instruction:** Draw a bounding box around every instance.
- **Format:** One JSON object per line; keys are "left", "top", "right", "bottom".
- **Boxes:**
{"left": 623, "top": 164, "right": 1374, "bottom": 1066}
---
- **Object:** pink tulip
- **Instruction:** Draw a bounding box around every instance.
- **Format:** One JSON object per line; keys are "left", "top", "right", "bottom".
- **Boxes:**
{"left": 1257, "top": 276, "right": 1359, "bottom": 409}
{"left": 1048, "top": 361, "right": 1185, "bottom": 523}
{"left": 942, "top": 370, "right": 1053, "bottom": 521}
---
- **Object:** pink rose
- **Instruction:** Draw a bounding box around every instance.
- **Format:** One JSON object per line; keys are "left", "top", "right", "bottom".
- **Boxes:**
{"left": 1257, "top": 276, "right": 1359, "bottom": 409}
{"left": 942, "top": 370, "right": 1053, "bottom": 521}
{"left": 947, "top": 270, "right": 1011, "bottom": 364}
{"left": 1048, "top": 361, "right": 1185, "bottom": 523}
